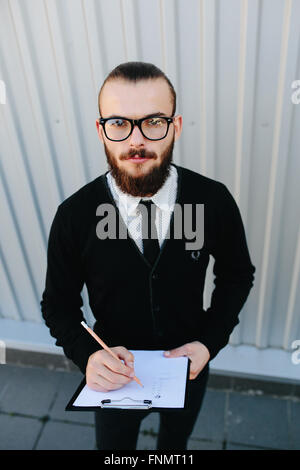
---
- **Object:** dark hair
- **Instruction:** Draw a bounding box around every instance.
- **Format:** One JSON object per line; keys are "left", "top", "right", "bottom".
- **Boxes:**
{"left": 98, "top": 61, "right": 176, "bottom": 116}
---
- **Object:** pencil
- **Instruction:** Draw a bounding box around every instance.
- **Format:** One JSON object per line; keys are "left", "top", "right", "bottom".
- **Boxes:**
{"left": 81, "top": 321, "right": 143, "bottom": 387}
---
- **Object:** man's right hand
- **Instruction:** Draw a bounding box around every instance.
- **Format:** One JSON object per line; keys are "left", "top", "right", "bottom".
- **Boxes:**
{"left": 86, "top": 346, "right": 135, "bottom": 392}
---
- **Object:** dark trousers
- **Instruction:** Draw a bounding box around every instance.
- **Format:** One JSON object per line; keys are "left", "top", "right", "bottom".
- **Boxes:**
{"left": 95, "top": 363, "right": 209, "bottom": 450}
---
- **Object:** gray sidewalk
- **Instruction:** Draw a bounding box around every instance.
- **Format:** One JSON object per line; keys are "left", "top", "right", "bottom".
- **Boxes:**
{"left": 0, "top": 363, "right": 299, "bottom": 450}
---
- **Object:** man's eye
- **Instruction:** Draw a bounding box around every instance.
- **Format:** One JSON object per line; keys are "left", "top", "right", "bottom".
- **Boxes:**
{"left": 147, "top": 118, "right": 164, "bottom": 126}
{"left": 109, "top": 119, "right": 126, "bottom": 127}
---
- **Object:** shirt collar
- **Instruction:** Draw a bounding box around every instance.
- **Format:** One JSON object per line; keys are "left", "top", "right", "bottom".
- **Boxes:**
{"left": 107, "top": 165, "right": 177, "bottom": 216}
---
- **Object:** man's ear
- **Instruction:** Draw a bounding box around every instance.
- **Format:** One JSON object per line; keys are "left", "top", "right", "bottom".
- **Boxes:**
{"left": 96, "top": 119, "right": 104, "bottom": 144}
{"left": 173, "top": 114, "right": 183, "bottom": 142}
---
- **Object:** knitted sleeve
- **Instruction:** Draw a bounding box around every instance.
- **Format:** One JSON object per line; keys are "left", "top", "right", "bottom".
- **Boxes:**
{"left": 40, "top": 205, "right": 99, "bottom": 374}
{"left": 198, "top": 183, "right": 256, "bottom": 361}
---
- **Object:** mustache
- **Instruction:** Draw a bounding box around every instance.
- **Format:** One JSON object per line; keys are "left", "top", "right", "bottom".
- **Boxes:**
{"left": 120, "top": 149, "right": 157, "bottom": 160}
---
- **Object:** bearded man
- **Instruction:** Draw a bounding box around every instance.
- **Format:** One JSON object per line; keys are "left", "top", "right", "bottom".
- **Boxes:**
{"left": 41, "top": 61, "right": 255, "bottom": 450}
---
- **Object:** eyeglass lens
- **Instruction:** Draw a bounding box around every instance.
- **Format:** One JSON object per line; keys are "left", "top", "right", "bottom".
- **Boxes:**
{"left": 104, "top": 117, "right": 169, "bottom": 140}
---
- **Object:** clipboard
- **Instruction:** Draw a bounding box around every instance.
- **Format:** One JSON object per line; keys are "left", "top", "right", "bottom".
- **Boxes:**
{"left": 66, "top": 354, "right": 191, "bottom": 411}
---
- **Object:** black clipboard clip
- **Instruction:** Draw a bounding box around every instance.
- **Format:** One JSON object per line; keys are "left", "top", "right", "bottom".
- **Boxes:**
{"left": 101, "top": 397, "right": 152, "bottom": 409}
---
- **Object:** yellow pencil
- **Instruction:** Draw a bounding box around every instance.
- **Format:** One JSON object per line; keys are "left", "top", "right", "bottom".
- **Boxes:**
{"left": 81, "top": 321, "right": 143, "bottom": 387}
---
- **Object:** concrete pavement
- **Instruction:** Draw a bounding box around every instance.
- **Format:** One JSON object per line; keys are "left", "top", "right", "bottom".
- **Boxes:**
{"left": 0, "top": 363, "right": 299, "bottom": 450}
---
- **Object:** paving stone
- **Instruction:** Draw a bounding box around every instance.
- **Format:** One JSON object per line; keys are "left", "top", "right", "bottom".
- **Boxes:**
{"left": 6, "top": 348, "right": 78, "bottom": 371}
{"left": 137, "top": 412, "right": 159, "bottom": 449}
{"left": 49, "top": 371, "right": 94, "bottom": 424}
{"left": 0, "top": 365, "right": 63, "bottom": 417}
{"left": 36, "top": 421, "right": 95, "bottom": 450}
{"left": 232, "top": 376, "right": 293, "bottom": 398}
{"left": 137, "top": 433, "right": 157, "bottom": 450}
{"left": 291, "top": 382, "right": 300, "bottom": 399}
{"left": 207, "top": 374, "right": 233, "bottom": 390}
{"left": 226, "top": 442, "right": 269, "bottom": 450}
{"left": 2, "top": 363, "right": 299, "bottom": 452}
{"left": 0, "top": 413, "right": 43, "bottom": 450}
{"left": 188, "top": 439, "right": 223, "bottom": 450}
{"left": 289, "top": 401, "right": 300, "bottom": 449}
{"left": 137, "top": 431, "right": 223, "bottom": 450}
{"left": 140, "top": 412, "right": 159, "bottom": 434}
{"left": 191, "top": 389, "right": 226, "bottom": 441}
{"left": 138, "top": 407, "right": 225, "bottom": 450}
{"left": 0, "top": 364, "right": 15, "bottom": 395}
{"left": 227, "top": 392, "right": 291, "bottom": 449}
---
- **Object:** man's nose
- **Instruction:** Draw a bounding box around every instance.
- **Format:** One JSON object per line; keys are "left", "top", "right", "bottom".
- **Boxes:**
{"left": 128, "top": 123, "right": 146, "bottom": 146}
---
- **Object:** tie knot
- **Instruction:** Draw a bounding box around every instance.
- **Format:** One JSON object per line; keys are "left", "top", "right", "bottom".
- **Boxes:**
{"left": 140, "top": 200, "right": 155, "bottom": 209}
{"left": 138, "top": 200, "right": 156, "bottom": 215}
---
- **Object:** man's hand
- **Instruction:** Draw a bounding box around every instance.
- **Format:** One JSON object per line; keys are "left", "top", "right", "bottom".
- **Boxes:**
{"left": 164, "top": 341, "right": 210, "bottom": 380}
{"left": 86, "top": 346, "right": 135, "bottom": 392}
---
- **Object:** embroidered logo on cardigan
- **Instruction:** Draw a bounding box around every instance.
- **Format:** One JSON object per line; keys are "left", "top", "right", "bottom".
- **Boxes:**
{"left": 191, "top": 250, "right": 201, "bottom": 260}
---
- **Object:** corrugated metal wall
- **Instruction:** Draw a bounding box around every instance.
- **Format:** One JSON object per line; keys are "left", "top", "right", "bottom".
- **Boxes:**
{"left": 1, "top": 0, "right": 300, "bottom": 366}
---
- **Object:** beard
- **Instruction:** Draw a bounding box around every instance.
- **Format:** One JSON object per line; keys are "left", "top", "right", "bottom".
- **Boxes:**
{"left": 104, "top": 136, "right": 175, "bottom": 197}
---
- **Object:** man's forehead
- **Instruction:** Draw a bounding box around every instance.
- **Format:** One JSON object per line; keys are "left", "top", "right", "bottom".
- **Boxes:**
{"left": 100, "top": 78, "right": 173, "bottom": 117}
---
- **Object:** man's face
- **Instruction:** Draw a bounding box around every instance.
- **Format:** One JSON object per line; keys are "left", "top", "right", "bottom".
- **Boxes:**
{"left": 96, "top": 78, "right": 182, "bottom": 196}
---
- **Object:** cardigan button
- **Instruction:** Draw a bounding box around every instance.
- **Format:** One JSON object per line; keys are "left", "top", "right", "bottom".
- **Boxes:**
{"left": 152, "top": 273, "right": 158, "bottom": 280}
{"left": 154, "top": 305, "right": 160, "bottom": 313}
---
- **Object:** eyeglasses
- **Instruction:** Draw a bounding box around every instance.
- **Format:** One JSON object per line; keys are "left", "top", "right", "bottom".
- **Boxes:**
{"left": 99, "top": 115, "right": 174, "bottom": 141}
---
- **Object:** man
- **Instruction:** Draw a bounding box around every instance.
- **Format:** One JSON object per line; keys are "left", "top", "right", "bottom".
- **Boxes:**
{"left": 41, "top": 62, "right": 255, "bottom": 450}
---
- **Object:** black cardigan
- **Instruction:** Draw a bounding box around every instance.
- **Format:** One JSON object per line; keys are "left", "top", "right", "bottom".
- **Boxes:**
{"left": 40, "top": 164, "right": 255, "bottom": 374}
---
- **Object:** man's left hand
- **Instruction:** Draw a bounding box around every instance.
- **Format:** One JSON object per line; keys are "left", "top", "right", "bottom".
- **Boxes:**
{"left": 164, "top": 341, "right": 210, "bottom": 380}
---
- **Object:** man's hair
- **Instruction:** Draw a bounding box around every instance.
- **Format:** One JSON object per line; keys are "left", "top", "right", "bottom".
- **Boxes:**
{"left": 98, "top": 61, "right": 176, "bottom": 116}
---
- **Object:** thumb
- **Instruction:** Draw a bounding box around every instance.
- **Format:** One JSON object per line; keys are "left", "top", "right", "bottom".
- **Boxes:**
{"left": 114, "top": 346, "right": 135, "bottom": 369}
{"left": 124, "top": 354, "right": 135, "bottom": 369}
{"left": 164, "top": 345, "right": 188, "bottom": 358}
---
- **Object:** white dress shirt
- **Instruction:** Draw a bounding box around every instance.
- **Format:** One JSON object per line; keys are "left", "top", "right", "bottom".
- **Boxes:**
{"left": 106, "top": 164, "right": 178, "bottom": 252}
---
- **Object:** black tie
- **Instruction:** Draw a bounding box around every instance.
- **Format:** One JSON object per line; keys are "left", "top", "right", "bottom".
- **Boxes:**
{"left": 139, "top": 200, "right": 160, "bottom": 265}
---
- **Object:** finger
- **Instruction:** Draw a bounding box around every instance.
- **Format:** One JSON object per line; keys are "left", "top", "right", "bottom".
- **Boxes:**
{"left": 189, "top": 366, "right": 198, "bottom": 380}
{"left": 87, "top": 382, "right": 109, "bottom": 392}
{"left": 100, "top": 350, "right": 134, "bottom": 377}
{"left": 113, "top": 346, "right": 135, "bottom": 369}
{"left": 94, "top": 362, "right": 134, "bottom": 385}
{"left": 125, "top": 359, "right": 135, "bottom": 369}
{"left": 88, "top": 374, "right": 129, "bottom": 392}
{"left": 164, "top": 344, "right": 189, "bottom": 358}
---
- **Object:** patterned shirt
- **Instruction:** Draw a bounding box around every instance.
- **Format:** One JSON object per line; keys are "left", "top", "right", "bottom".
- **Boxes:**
{"left": 106, "top": 164, "right": 178, "bottom": 252}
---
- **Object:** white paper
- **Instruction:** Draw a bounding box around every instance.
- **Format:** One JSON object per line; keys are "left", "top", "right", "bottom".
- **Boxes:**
{"left": 73, "top": 350, "right": 188, "bottom": 408}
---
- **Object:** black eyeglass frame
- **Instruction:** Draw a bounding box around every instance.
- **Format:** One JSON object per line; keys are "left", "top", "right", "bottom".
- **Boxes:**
{"left": 99, "top": 116, "right": 175, "bottom": 142}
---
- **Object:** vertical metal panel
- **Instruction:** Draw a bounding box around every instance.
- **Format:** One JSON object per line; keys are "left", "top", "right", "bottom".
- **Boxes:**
{"left": 256, "top": 0, "right": 293, "bottom": 347}
{"left": 0, "top": 0, "right": 300, "bottom": 361}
